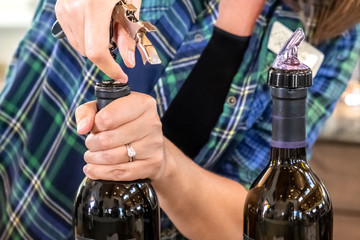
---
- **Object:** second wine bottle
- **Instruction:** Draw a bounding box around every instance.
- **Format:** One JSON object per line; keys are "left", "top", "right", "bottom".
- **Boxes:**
{"left": 243, "top": 29, "right": 333, "bottom": 240}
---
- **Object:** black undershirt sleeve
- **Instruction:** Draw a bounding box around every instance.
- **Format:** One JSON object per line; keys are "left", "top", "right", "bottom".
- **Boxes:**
{"left": 161, "top": 26, "right": 250, "bottom": 158}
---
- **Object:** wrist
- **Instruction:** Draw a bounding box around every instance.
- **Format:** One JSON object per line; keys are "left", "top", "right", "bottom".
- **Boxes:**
{"left": 152, "top": 137, "right": 196, "bottom": 218}
{"left": 152, "top": 137, "right": 179, "bottom": 187}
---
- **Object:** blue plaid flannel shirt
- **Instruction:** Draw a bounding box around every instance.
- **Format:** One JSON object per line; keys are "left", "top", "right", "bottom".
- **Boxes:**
{"left": 1, "top": 0, "right": 359, "bottom": 239}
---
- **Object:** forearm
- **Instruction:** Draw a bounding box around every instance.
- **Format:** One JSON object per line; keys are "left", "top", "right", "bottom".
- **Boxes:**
{"left": 153, "top": 138, "right": 248, "bottom": 240}
{"left": 216, "top": 0, "right": 266, "bottom": 36}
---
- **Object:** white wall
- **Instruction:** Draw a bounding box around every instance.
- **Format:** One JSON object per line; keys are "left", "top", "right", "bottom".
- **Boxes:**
{"left": 0, "top": 0, "right": 38, "bottom": 88}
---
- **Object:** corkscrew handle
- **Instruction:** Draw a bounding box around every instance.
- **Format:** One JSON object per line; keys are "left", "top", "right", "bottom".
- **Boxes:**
{"left": 51, "top": 21, "right": 65, "bottom": 39}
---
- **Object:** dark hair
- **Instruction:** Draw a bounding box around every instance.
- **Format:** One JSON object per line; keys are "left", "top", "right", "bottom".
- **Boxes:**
{"left": 283, "top": 0, "right": 360, "bottom": 44}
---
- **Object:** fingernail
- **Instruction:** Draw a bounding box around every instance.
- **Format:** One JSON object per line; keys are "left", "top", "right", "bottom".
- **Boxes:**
{"left": 77, "top": 117, "right": 89, "bottom": 133}
{"left": 128, "top": 50, "right": 135, "bottom": 66}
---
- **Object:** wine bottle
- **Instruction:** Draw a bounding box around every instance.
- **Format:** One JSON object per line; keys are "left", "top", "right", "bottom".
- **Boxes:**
{"left": 73, "top": 81, "right": 160, "bottom": 240}
{"left": 243, "top": 29, "right": 333, "bottom": 240}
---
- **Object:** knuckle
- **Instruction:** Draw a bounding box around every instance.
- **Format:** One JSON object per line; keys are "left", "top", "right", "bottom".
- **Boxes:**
{"left": 143, "top": 95, "right": 157, "bottom": 109}
{"left": 75, "top": 105, "right": 81, "bottom": 117}
{"left": 156, "top": 135, "right": 164, "bottom": 148}
{"left": 84, "top": 151, "right": 91, "bottom": 163}
{"left": 87, "top": 0, "right": 97, "bottom": 9}
{"left": 152, "top": 119, "right": 162, "bottom": 131}
{"left": 85, "top": 165, "right": 94, "bottom": 178}
{"left": 85, "top": 135, "right": 92, "bottom": 149}
{"left": 77, "top": 49, "right": 86, "bottom": 57}
{"left": 111, "top": 166, "right": 127, "bottom": 180}
{"left": 86, "top": 47, "right": 103, "bottom": 63}
{"left": 75, "top": 105, "right": 84, "bottom": 122}
{"left": 54, "top": 2, "right": 64, "bottom": 16}
{"left": 97, "top": 132, "right": 112, "bottom": 148}
{"left": 95, "top": 110, "right": 112, "bottom": 130}
{"left": 152, "top": 151, "right": 164, "bottom": 168}
{"left": 102, "top": 150, "right": 115, "bottom": 164}
{"left": 150, "top": 134, "right": 163, "bottom": 149}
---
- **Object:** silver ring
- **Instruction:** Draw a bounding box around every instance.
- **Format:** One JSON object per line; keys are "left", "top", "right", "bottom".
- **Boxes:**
{"left": 126, "top": 143, "right": 136, "bottom": 162}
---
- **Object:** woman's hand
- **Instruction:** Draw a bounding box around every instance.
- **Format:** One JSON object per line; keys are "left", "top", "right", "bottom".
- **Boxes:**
{"left": 55, "top": 0, "right": 142, "bottom": 82}
{"left": 75, "top": 92, "right": 167, "bottom": 181}
{"left": 75, "top": 93, "right": 247, "bottom": 240}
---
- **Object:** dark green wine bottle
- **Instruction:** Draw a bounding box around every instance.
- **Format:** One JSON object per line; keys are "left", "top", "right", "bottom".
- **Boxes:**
{"left": 73, "top": 81, "right": 160, "bottom": 240}
{"left": 243, "top": 29, "right": 333, "bottom": 240}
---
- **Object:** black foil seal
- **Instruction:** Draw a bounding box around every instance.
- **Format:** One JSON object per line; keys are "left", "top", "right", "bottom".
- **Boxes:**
{"left": 95, "top": 81, "right": 130, "bottom": 111}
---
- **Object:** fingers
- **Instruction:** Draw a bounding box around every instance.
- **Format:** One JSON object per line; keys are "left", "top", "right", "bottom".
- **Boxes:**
{"left": 83, "top": 159, "right": 160, "bottom": 181}
{"left": 79, "top": 91, "right": 165, "bottom": 182}
{"left": 132, "top": 0, "right": 142, "bottom": 13}
{"left": 85, "top": 116, "right": 149, "bottom": 151}
{"left": 76, "top": 93, "right": 158, "bottom": 135}
{"left": 84, "top": 0, "right": 128, "bottom": 82}
{"left": 84, "top": 134, "right": 162, "bottom": 165}
{"left": 55, "top": 0, "right": 86, "bottom": 55}
{"left": 55, "top": 0, "right": 130, "bottom": 82}
{"left": 83, "top": 141, "right": 164, "bottom": 181}
{"left": 93, "top": 92, "right": 157, "bottom": 132}
{"left": 116, "top": 26, "right": 136, "bottom": 68}
{"left": 75, "top": 101, "right": 97, "bottom": 134}
{"left": 84, "top": 146, "right": 129, "bottom": 165}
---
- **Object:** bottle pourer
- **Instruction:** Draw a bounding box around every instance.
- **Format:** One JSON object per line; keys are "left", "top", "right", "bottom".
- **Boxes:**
{"left": 268, "top": 28, "right": 312, "bottom": 89}
{"left": 272, "top": 28, "right": 309, "bottom": 71}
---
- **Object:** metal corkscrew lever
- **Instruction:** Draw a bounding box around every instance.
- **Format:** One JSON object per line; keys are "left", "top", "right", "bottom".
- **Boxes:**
{"left": 111, "top": 0, "right": 161, "bottom": 64}
{"left": 51, "top": 0, "right": 161, "bottom": 65}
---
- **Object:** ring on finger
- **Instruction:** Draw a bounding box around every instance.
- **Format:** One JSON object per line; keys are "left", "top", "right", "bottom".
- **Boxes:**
{"left": 126, "top": 143, "right": 136, "bottom": 162}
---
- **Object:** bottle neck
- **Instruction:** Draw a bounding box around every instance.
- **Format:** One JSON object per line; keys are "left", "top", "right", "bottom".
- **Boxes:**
{"left": 271, "top": 87, "right": 307, "bottom": 148}
{"left": 270, "top": 87, "right": 307, "bottom": 164}
{"left": 95, "top": 82, "right": 130, "bottom": 111}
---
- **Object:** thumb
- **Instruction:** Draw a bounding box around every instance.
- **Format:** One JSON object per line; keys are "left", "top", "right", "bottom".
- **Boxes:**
{"left": 75, "top": 101, "right": 97, "bottom": 135}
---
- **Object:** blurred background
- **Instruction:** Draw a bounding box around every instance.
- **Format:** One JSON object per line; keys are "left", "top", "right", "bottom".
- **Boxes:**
{"left": 0, "top": 0, "right": 359, "bottom": 239}
{"left": 0, "top": 0, "right": 38, "bottom": 88}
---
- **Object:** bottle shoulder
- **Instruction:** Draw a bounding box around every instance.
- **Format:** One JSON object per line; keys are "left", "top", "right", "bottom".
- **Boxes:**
{"left": 74, "top": 178, "right": 159, "bottom": 217}
{"left": 73, "top": 179, "right": 161, "bottom": 239}
{"left": 245, "top": 163, "right": 332, "bottom": 220}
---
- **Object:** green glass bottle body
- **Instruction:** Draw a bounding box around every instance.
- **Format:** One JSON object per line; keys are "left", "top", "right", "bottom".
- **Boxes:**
{"left": 243, "top": 147, "right": 333, "bottom": 240}
{"left": 73, "top": 178, "right": 160, "bottom": 240}
{"left": 73, "top": 82, "right": 160, "bottom": 240}
{"left": 243, "top": 81, "right": 333, "bottom": 239}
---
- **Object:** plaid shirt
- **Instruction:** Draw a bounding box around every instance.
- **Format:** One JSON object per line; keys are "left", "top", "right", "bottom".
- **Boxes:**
{"left": 1, "top": 0, "right": 359, "bottom": 239}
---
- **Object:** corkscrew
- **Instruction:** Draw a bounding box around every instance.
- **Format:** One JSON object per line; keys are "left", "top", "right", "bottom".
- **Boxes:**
{"left": 111, "top": 0, "right": 161, "bottom": 64}
{"left": 52, "top": 0, "right": 161, "bottom": 65}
